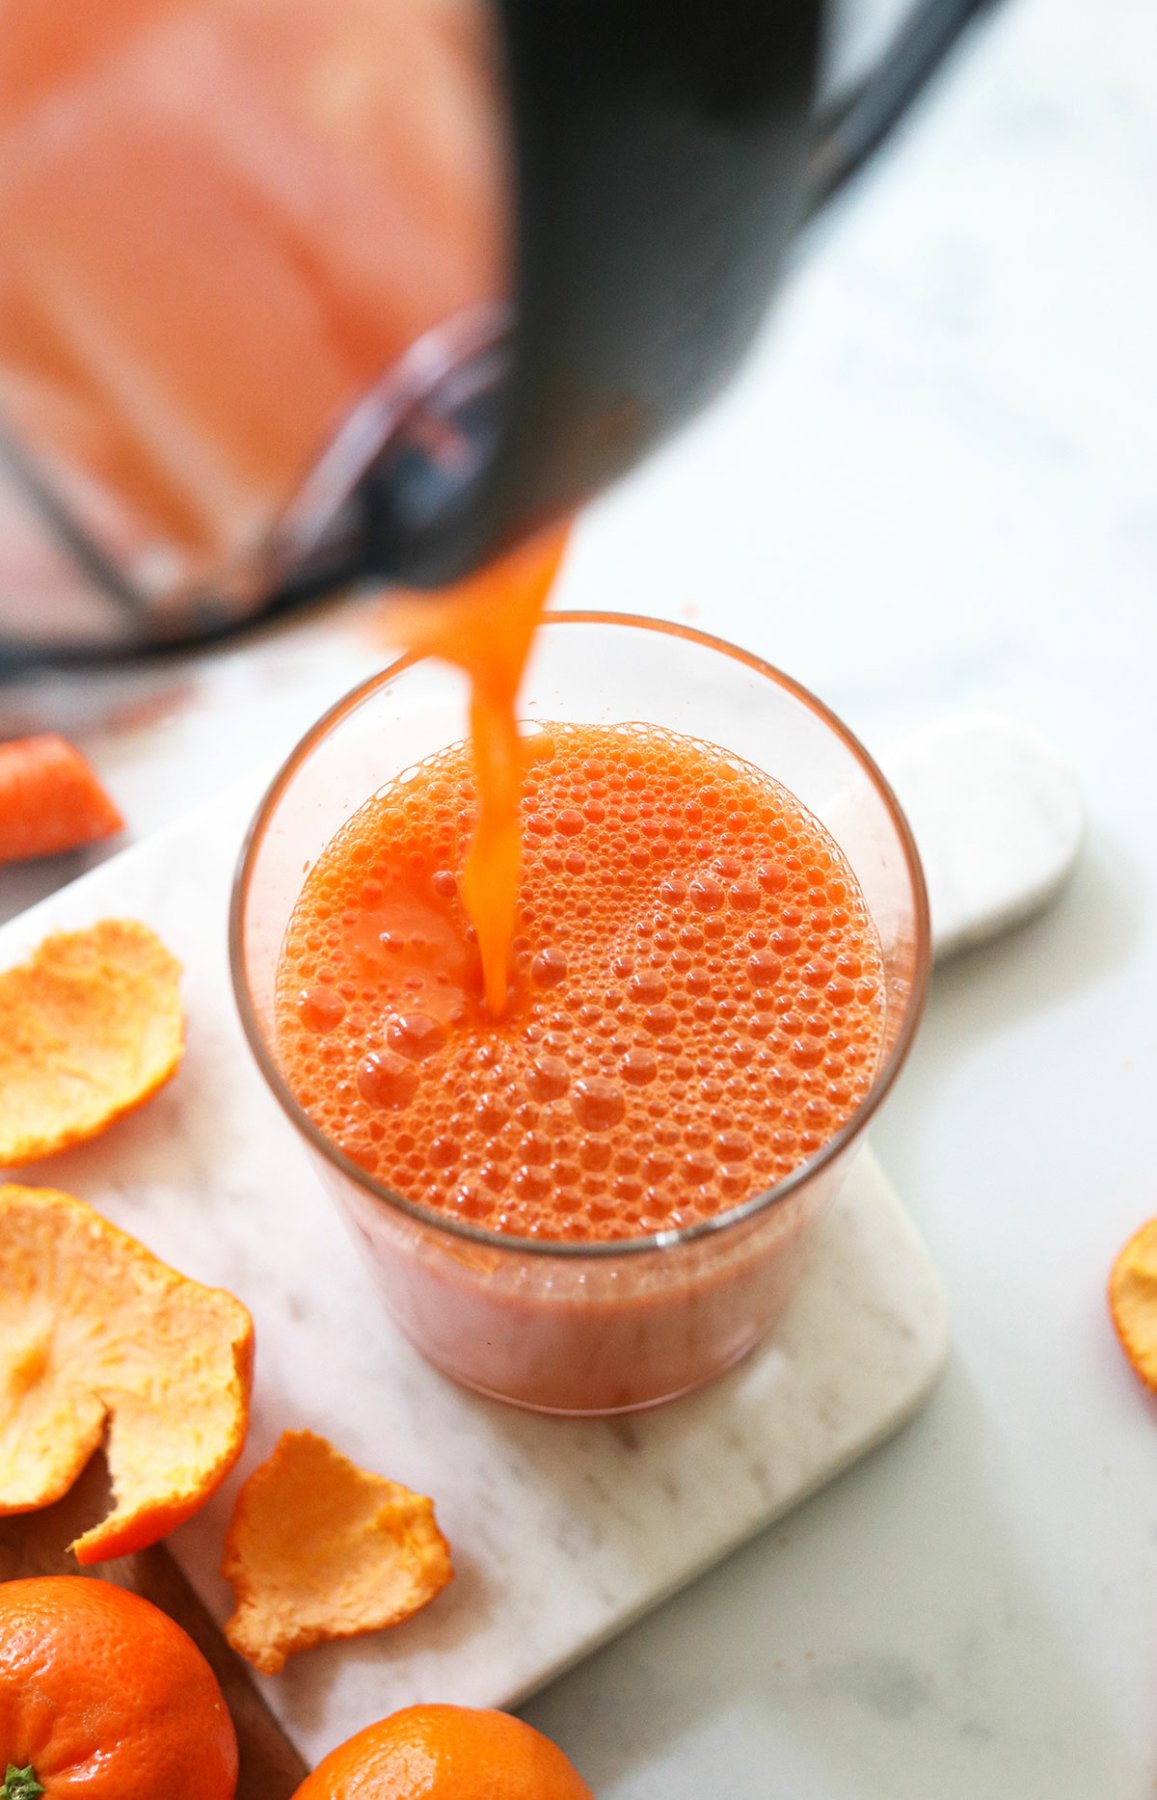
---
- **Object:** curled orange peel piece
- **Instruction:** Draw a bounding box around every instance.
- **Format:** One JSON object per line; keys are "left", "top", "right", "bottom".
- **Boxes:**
{"left": 1109, "top": 1216, "right": 1157, "bottom": 1390}
{"left": 0, "top": 919, "right": 184, "bottom": 1167}
{"left": 222, "top": 1429, "right": 453, "bottom": 1675}
{"left": 0, "top": 1183, "right": 254, "bottom": 1565}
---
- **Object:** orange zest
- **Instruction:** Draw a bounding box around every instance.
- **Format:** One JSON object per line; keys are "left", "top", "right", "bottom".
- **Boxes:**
{"left": 0, "top": 734, "right": 123, "bottom": 866}
{"left": 387, "top": 524, "right": 570, "bottom": 1014}
{"left": 0, "top": 1576, "right": 238, "bottom": 1800}
{"left": 222, "top": 1429, "right": 452, "bottom": 1675}
{"left": 290, "top": 1704, "right": 594, "bottom": 1800}
{"left": 0, "top": 1184, "right": 253, "bottom": 1565}
{"left": 1109, "top": 1216, "right": 1157, "bottom": 1390}
{"left": 0, "top": 919, "right": 183, "bottom": 1167}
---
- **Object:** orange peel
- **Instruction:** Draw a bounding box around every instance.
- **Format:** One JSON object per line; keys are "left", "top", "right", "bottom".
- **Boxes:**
{"left": 222, "top": 1429, "right": 453, "bottom": 1674}
{"left": 1109, "top": 1216, "right": 1157, "bottom": 1390}
{"left": 0, "top": 1183, "right": 254, "bottom": 1564}
{"left": 0, "top": 919, "right": 184, "bottom": 1166}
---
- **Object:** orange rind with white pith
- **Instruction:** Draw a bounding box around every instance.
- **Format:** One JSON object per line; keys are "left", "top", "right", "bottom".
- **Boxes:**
{"left": 0, "top": 1183, "right": 253, "bottom": 1564}
{"left": 1109, "top": 1215, "right": 1157, "bottom": 1391}
{"left": 0, "top": 920, "right": 183, "bottom": 1167}
{"left": 223, "top": 1430, "right": 453, "bottom": 1674}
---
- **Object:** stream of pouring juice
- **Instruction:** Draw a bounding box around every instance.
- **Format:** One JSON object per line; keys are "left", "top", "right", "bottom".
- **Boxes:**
{"left": 274, "top": 537, "right": 887, "bottom": 1251}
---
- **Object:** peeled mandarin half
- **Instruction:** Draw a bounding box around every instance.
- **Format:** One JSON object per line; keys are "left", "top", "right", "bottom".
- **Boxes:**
{"left": 1109, "top": 1216, "right": 1157, "bottom": 1390}
{"left": 0, "top": 1184, "right": 253, "bottom": 1563}
{"left": 223, "top": 1429, "right": 453, "bottom": 1674}
{"left": 0, "top": 919, "right": 184, "bottom": 1166}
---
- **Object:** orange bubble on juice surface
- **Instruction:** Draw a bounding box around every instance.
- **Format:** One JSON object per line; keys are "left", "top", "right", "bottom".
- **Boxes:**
{"left": 275, "top": 719, "right": 886, "bottom": 1241}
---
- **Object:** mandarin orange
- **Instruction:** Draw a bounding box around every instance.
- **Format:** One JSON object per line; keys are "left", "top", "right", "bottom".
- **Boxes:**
{"left": 292, "top": 1705, "right": 593, "bottom": 1800}
{"left": 0, "top": 1576, "right": 237, "bottom": 1799}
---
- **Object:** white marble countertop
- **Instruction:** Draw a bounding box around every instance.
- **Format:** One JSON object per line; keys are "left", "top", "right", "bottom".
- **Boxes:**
{"left": 3, "top": 0, "right": 1156, "bottom": 1791}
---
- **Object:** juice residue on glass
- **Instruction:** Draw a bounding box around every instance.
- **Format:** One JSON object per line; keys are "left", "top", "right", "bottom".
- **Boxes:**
{"left": 274, "top": 720, "right": 886, "bottom": 1241}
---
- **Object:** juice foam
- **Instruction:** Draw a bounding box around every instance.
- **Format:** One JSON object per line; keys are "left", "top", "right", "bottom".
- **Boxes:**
{"left": 275, "top": 721, "right": 886, "bottom": 1243}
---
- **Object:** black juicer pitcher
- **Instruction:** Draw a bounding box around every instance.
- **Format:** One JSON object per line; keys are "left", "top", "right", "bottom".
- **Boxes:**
{"left": 0, "top": 0, "right": 985, "bottom": 661}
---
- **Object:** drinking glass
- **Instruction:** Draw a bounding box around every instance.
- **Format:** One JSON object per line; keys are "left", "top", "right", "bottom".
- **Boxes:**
{"left": 231, "top": 614, "right": 929, "bottom": 1414}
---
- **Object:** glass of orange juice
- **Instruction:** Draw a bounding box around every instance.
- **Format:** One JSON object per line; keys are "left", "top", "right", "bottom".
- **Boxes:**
{"left": 232, "top": 614, "right": 929, "bottom": 1415}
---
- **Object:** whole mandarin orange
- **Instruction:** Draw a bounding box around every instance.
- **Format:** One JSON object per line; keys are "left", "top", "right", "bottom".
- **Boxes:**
{"left": 292, "top": 1705, "right": 594, "bottom": 1800}
{"left": 0, "top": 1577, "right": 237, "bottom": 1799}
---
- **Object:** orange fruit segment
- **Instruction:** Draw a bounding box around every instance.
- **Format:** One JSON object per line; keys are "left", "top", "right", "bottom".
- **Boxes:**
{"left": 1109, "top": 1215, "right": 1157, "bottom": 1390}
{"left": 222, "top": 1429, "right": 452, "bottom": 1675}
{"left": 0, "top": 1576, "right": 238, "bottom": 1800}
{"left": 0, "top": 919, "right": 183, "bottom": 1167}
{"left": 0, "top": 1184, "right": 253, "bottom": 1564}
{"left": 290, "top": 1703, "right": 594, "bottom": 1800}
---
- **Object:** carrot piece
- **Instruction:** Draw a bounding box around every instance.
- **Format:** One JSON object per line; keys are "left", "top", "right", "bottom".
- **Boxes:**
{"left": 0, "top": 733, "right": 123, "bottom": 864}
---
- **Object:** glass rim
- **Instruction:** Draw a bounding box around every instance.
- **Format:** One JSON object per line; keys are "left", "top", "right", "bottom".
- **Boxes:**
{"left": 230, "top": 609, "right": 931, "bottom": 1261}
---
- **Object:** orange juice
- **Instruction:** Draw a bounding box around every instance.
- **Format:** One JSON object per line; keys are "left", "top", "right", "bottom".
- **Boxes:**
{"left": 271, "top": 547, "right": 889, "bottom": 1405}
{"left": 275, "top": 721, "right": 885, "bottom": 1243}
{"left": 382, "top": 529, "right": 567, "bottom": 1015}
{"left": 236, "top": 612, "right": 928, "bottom": 1413}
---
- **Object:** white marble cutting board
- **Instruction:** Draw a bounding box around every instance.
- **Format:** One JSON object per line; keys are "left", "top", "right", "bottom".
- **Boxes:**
{"left": 0, "top": 716, "right": 1080, "bottom": 1767}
